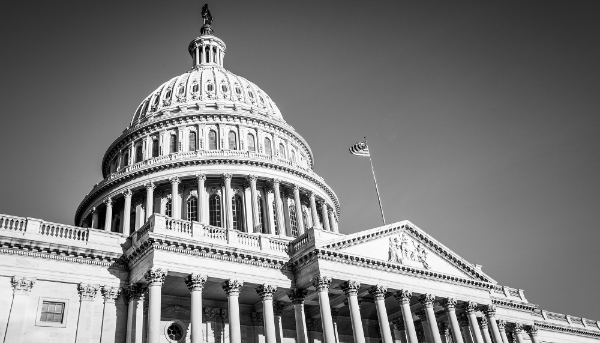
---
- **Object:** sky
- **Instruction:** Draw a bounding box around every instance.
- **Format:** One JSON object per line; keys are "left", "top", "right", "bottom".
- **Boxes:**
{"left": 1, "top": 1, "right": 599, "bottom": 320}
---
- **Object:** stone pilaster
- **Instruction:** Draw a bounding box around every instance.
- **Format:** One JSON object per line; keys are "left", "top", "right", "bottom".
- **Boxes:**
{"left": 196, "top": 174, "right": 207, "bottom": 223}
{"left": 526, "top": 325, "right": 539, "bottom": 343}
{"left": 484, "top": 305, "right": 503, "bottom": 343}
{"left": 478, "top": 317, "right": 493, "bottom": 343}
{"left": 100, "top": 286, "right": 121, "bottom": 343}
{"left": 272, "top": 179, "right": 285, "bottom": 235}
{"left": 145, "top": 182, "right": 155, "bottom": 220}
{"left": 458, "top": 313, "right": 474, "bottom": 343}
{"left": 223, "top": 173, "right": 233, "bottom": 229}
{"left": 497, "top": 320, "right": 509, "bottom": 343}
{"left": 76, "top": 283, "right": 100, "bottom": 343}
{"left": 170, "top": 177, "right": 181, "bottom": 219}
{"left": 4, "top": 277, "right": 35, "bottom": 342}
{"left": 293, "top": 184, "right": 305, "bottom": 234}
{"left": 104, "top": 197, "right": 113, "bottom": 232}
{"left": 320, "top": 201, "right": 330, "bottom": 231}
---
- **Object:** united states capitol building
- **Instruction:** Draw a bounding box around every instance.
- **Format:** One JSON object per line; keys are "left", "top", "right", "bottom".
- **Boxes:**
{"left": 0, "top": 7, "right": 598, "bottom": 343}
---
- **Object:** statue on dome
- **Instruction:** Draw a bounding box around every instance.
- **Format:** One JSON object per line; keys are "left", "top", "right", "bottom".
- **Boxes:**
{"left": 202, "top": 4, "right": 213, "bottom": 25}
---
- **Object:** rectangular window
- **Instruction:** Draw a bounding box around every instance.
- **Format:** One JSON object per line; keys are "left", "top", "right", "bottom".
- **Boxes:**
{"left": 36, "top": 297, "right": 69, "bottom": 328}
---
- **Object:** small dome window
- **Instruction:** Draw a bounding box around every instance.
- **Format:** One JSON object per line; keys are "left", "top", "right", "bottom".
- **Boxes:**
{"left": 259, "top": 96, "right": 265, "bottom": 105}
{"left": 248, "top": 91, "right": 254, "bottom": 99}
{"left": 221, "top": 84, "right": 228, "bottom": 92}
{"left": 165, "top": 88, "right": 172, "bottom": 98}
{"left": 152, "top": 94, "right": 159, "bottom": 107}
{"left": 235, "top": 87, "right": 241, "bottom": 95}
{"left": 207, "top": 83, "right": 214, "bottom": 92}
{"left": 178, "top": 84, "right": 185, "bottom": 95}
{"left": 192, "top": 83, "right": 199, "bottom": 93}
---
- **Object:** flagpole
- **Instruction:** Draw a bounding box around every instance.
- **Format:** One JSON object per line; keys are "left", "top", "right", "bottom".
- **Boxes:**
{"left": 365, "top": 137, "right": 386, "bottom": 225}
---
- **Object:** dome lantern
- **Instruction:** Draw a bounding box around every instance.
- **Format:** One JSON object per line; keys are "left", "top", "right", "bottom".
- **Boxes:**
{"left": 188, "top": 4, "right": 225, "bottom": 68}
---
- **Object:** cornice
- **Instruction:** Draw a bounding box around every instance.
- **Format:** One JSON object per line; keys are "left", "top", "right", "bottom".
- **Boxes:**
{"left": 491, "top": 298, "right": 538, "bottom": 312}
{"left": 534, "top": 321, "right": 600, "bottom": 338}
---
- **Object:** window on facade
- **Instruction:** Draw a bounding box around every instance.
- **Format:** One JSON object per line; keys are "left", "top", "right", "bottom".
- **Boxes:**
{"left": 123, "top": 151, "right": 129, "bottom": 167}
{"left": 40, "top": 301, "right": 65, "bottom": 323}
{"left": 247, "top": 134, "right": 256, "bottom": 152}
{"left": 302, "top": 209, "right": 309, "bottom": 228}
{"left": 167, "top": 323, "right": 184, "bottom": 341}
{"left": 209, "top": 130, "right": 217, "bottom": 150}
{"left": 221, "top": 84, "right": 228, "bottom": 92}
{"left": 192, "top": 83, "right": 199, "bottom": 93}
{"left": 279, "top": 143, "right": 286, "bottom": 159}
{"left": 165, "top": 199, "right": 172, "bottom": 217}
{"left": 232, "top": 195, "right": 243, "bottom": 231}
{"left": 272, "top": 200, "right": 279, "bottom": 235}
{"left": 205, "top": 47, "right": 210, "bottom": 63}
{"left": 135, "top": 145, "right": 143, "bottom": 162}
{"left": 264, "top": 137, "right": 272, "bottom": 155}
{"left": 207, "top": 83, "right": 214, "bottom": 92}
{"left": 209, "top": 194, "right": 221, "bottom": 227}
{"left": 170, "top": 135, "right": 177, "bottom": 154}
{"left": 189, "top": 131, "right": 197, "bottom": 151}
{"left": 152, "top": 94, "right": 159, "bottom": 108}
{"left": 228, "top": 131, "right": 237, "bottom": 150}
{"left": 187, "top": 197, "right": 198, "bottom": 221}
{"left": 152, "top": 139, "right": 159, "bottom": 158}
{"left": 130, "top": 210, "right": 136, "bottom": 232}
{"left": 289, "top": 205, "right": 298, "bottom": 237}
{"left": 178, "top": 84, "right": 185, "bottom": 95}
{"left": 235, "top": 86, "right": 241, "bottom": 95}
{"left": 141, "top": 100, "right": 149, "bottom": 115}
{"left": 165, "top": 88, "right": 172, "bottom": 99}
{"left": 291, "top": 150, "right": 296, "bottom": 162}
{"left": 258, "top": 197, "right": 265, "bottom": 233}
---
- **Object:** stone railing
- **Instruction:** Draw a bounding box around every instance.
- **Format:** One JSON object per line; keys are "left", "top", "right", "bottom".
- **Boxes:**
{"left": 0, "top": 213, "right": 125, "bottom": 252}
{"left": 131, "top": 213, "right": 292, "bottom": 256}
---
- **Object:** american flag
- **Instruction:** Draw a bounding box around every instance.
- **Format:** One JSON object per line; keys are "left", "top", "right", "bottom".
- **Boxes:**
{"left": 349, "top": 140, "right": 370, "bottom": 157}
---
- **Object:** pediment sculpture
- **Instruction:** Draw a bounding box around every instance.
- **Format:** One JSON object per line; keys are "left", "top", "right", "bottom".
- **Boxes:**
{"left": 388, "top": 232, "right": 430, "bottom": 269}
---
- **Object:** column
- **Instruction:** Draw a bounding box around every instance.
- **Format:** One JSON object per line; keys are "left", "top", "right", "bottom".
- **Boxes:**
{"left": 392, "top": 319, "right": 408, "bottom": 343}
{"left": 274, "top": 302, "right": 285, "bottom": 343}
{"left": 340, "top": 281, "right": 366, "bottom": 343}
{"left": 293, "top": 185, "right": 305, "bottom": 234}
{"left": 415, "top": 309, "right": 434, "bottom": 343}
{"left": 312, "top": 275, "right": 336, "bottom": 343}
{"left": 132, "top": 286, "right": 145, "bottom": 343}
{"left": 330, "top": 211, "right": 339, "bottom": 233}
{"left": 394, "top": 290, "right": 419, "bottom": 343}
{"left": 441, "top": 298, "right": 464, "bottom": 343}
{"left": 309, "top": 192, "right": 321, "bottom": 229}
{"left": 320, "top": 202, "right": 331, "bottom": 231}
{"left": 76, "top": 283, "right": 99, "bottom": 343}
{"left": 170, "top": 177, "right": 180, "bottom": 219}
{"left": 145, "top": 268, "right": 167, "bottom": 343}
{"left": 248, "top": 175, "right": 260, "bottom": 232}
{"left": 272, "top": 179, "right": 285, "bottom": 235}
{"left": 419, "top": 294, "right": 443, "bottom": 343}
{"left": 463, "top": 301, "right": 484, "bottom": 343}
{"left": 4, "top": 277, "right": 35, "bottom": 342}
{"left": 222, "top": 279, "right": 243, "bottom": 343}
{"left": 458, "top": 313, "right": 474, "bottom": 343}
{"left": 123, "top": 286, "right": 137, "bottom": 343}
{"left": 439, "top": 323, "right": 450, "bottom": 343}
{"left": 288, "top": 288, "right": 309, "bottom": 343}
{"left": 104, "top": 197, "right": 113, "bottom": 232}
{"left": 497, "top": 321, "right": 509, "bottom": 343}
{"left": 196, "top": 174, "right": 207, "bottom": 223}
{"left": 526, "top": 325, "right": 540, "bottom": 343}
{"left": 223, "top": 173, "right": 233, "bottom": 229}
{"left": 122, "top": 189, "right": 132, "bottom": 236}
{"left": 186, "top": 274, "right": 207, "bottom": 343}
{"left": 484, "top": 305, "right": 503, "bottom": 343}
{"left": 331, "top": 308, "right": 340, "bottom": 343}
{"left": 511, "top": 324, "right": 526, "bottom": 343}
{"left": 370, "top": 285, "right": 393, "bottom": 343}
{"left": 145, "top": 182, "right": 155, "bottom": 219}
{"left": 256, "top": 284, "right": 278, "bottom": 343}
{"left": 478, "top": 317, "right": 493, "bottom": 343}
{"left": 91, "top": 207, "right": 99, "bottom": 229}
{"left": 100, "top": 286, "right": 121, "bottom": 343}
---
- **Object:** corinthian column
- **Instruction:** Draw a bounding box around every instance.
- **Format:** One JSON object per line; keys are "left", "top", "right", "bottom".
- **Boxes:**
{"left": 309, "top": 192, "right": 321, "bottom": 229}
{"left": 248, "top": 175, "right": 260, "bottom": 232}
{"left": 222, "top": 279, "right": 243, "bottom": 343}
{"left": 392, "top": 319, "right": 408, "bottom": 343}
{"left": 394, "top": 290, "right": 418, "bottom": 343}
{"left": 196, "top": 174, "right": 207, "bottom": 223}
{"left": 145, "top": 182, "right": 155, "bottom": 219}
{"left": 439, "top": 323, "right": 450, "bottom": 343}
{"left": 459, "top": 313, "right": 474, "bottom": 343}
{"left": 340, "top": 281, "right": 365, "bottom": 343}
{"left": 274, "top": 302, "right": 285, "bottom": 343}
{"left": 223, "top": 173, "right": 233, "bottom": 229}
{"left": 320, "top": 201, "right": 331, "bottom": 231}
{"left": 104, "top": 197, "right": 113, "bottom": 232}
{"left": 185, "top": 274, "right": 207, "bottom": 343}
{"left": 484, "top": 305, "right": 503, "bottom": 343}
{"left": 478, "top": 317, "right": 493, "bottom": 343}
{"left": 100, "top": 286, "right": 121, "bottom": 343}
{"left": 462, "top": 301, "right": 484, "bottom": 343}
{"left": 288, "top": 288, "right": 309, "bottom": 343}
{"left": 170, "top": 177, "right": 180, "bottom": 219}
{"left": 441, "top": 298, "right": 464, "bottom": 343}
{"left": 145, "top": 268, "right": 167, "bottom": 343}
{"left": 419, "top": 294, "right": 443, "bottom": 343}
{"left": 526, "top": 325, "right": 540, "bottom": 343}
{"left": 511, "top": 324, "right": 526, "bottom": 343}
{"left": 497, "top": 321, "right": 509, "bottom": 343}
{"left": 329, "top": 210, "right": 339, "bottom": 233}
{"left": 272, "top": 179, "right": 285, "bottom": 235}
{"left": 122, "top": 189, "right": 132, "bottom": 236}
{"left": 256, "top": 284, "right": 278, "bottom": 343}
{"left": 4, "top": 277, "right": 35, "bottom": 342}
{"left": 370, "top": 285, "right": 393, "bottom": 343}
{"left": 312, "top": 275, "right": 336, "bottom": 343}
{"left": 293, "top": 184, "right": 305, "bottom": 234}
{"left": 77, "top": 283, "right": 100, "bottom": 343}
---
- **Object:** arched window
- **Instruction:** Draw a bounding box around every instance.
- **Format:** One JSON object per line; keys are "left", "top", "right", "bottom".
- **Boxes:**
{"left": 165, "top": 88, "right": 172, "bottom": 99}
{"left": 189, "top": 131, "right": 197, "bottom": 151}
{"left": 228, "top": 131, "right": 237, "bottom": 150}
{"left": 205, "top": 46, "right": 210, "bottom": 63}
{"left": 289, "top": 205, "right": 298, "bottom": 237}
{"left": 272, "top": 200, "right": 279, "bottom": 235}
{"left": 247, "top": 134, "right": 256, "bottom": 152}
{"left": 231, "top": 195, "right": 243, "bottom": 231}
{"left": 264, "top": 137, "right": 272, "bottom": 155}
{"left": 135, "top": 145, "right": 143, "bottom": 162}
{"left": 165, "top": 199, "right": 172, "bottom": 217}
{"left": 208, "top": 130, "right": 217, "bottom": 150}
{"left": 291, "top": 150, "right": 296, "bottom": 162}
{"left": 130, "top": 210, "right": 136, "bottom": 233}
{"left": 178, "top": 84, "right": 185, "bottom": 96}
{"left": 112, "top": 216, "right": 121, "bottom": 233}
{"left": 258, "top": 197, "right": 265, "bottom": 233}
{"left": 152, "top": 139, "right": 159, "bottom": 157}
{"left": 209, "top": 194, "right": 221, "bottom": 227}
{"left": 279, "top": 143, "right": 286, "bottom": 159}
{"left": 187, "top": 197, "right": 198, "bottom": 221}
{"left": 317, "top": 209, "right": 324, "bottom": 229}
{"left": 170, "top": 135, "right": 177, "bottom": 154}
{"left": 123, "top": 151, "right": 129, "bottom": 167}
{"left": 152, "top": 94, "right": 159, "bottom": 108}
{"left": 192, "top": 83, "right": 199, "bottom": 93}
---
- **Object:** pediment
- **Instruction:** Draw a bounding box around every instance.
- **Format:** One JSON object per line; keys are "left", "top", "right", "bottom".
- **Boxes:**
{"left": 319, "top": 221, "right": 496, "bottom": 283}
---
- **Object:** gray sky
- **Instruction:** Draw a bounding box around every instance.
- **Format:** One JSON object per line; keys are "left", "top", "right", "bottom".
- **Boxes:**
{"left": 1, "top": 1, "right": 599, "bottom": 319}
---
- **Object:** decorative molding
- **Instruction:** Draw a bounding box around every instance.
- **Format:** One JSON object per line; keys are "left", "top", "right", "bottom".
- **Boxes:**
{"left": 441, "top": 298, "right": 457, "bottom": 310}
{"left": 462, "top": 300, "right": 478, "bottom": 313}
{"left": 78, "top": 283, "right": 99, "bottom": 301}
{"left": 287, "top": 288, "right": 308, "bottom": 304}
{"left": 11, "top": 276, "right": 35, "bottom": 294}
{"left": 256, "top": 284, "right": 277, "bottom": 300}
{"left": 478, "top": 316, "right": 489, "bottom": 329}
{"left": 312, "top": 274, "right": 331, "bottom": 292}
{"left": 484, "top": 304, "right": 497, "bottom": 317}
{"left": 144, "top": 268, "right": 167, "bottom": 286}
{"left": 368, "top": 285, "right": 388, "bottom": 301}
{"left": 222, "top": 279, "right": 243, "bottom": 295}
{"left": 340, "top": 280, "right": 361, "bottom": 296}
{"left": 101, "top": 286, "right": 121, "bottom": 303}
{"left": 185, "top": 274, "right": 207, "bottom": 292}
{"left": 394, "top": 290, "right": 412, "bottom": 305}
{"left": 273, "top": 301, "right": 285, "bottom": 315}
{"left": 418, "top": 293, "right": 436, "bottom": 308}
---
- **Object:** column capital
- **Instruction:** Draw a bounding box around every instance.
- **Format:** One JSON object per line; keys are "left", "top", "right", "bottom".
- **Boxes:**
{"left": 526, "top": 324, "right": 538, "bottom": 336}
{"left": 256, "top": 284, "right": 278, "bottom": 300}
{"left": 368, "top": 284, "right": 388, "bottom": 300}
{"left": 484, "top": 304, "right": 497, "bottom": 317}
{"left": 293, "top": 184, "right": 300, "bottom": 191}
{"left": 222, "top": 279, "right": 243, "bottom": 295}
{"left": 101, "top": 286, "right": 121, "bottom": 303}
{"left": 90, "top": 207, "right": 98, "bottom": 214}
{"left": 478, "top": 316, "right": 489, "bottom": 329}
{"left": 440, "top": 297, "right": 458, "bottom": 310}
{"left": 497, "top": 319, "right": 507, "bottom": 331}
{"left": 308, "top": 191, "right": 316, "bottom": 198}
{"left": 287, "top": 288, "right": 308, "bottom": 304}
{"left": 123, "top": 284, "right": 145, "bottom": 303}
{"left": 169, "top": 176, "right": 180, "bottom": 185}
{"left": 103, "top": 197, "right": 113, "bottom": 206}
{"left": 145, "top": 181, "right": 155, "bottom": 190}
{"left": 195, "top": 173, "right": 206, "bottom": 181}
{"left": 312, "top": 274, "right": 332, "bottom": 292}
{"left": 144, "top": 268, "right": 167, "bottom": 286}
{"left": 247, "top": 174, "right": 258, "bottom": 183}
{"left": 458, "top": 313, "right": 470, "bottom": 327}
{"left": 392, "top": 318, "right": 405, "bottom": 331}
{"left": 222, "top": 173, "right": 233, "bottom": 181}
{"left": 461, "top": 300, "right": 478, "bottom": 313}
{"left": 340, "top": 280, "right": 361, "bottom": 296}
{"left": 122, "top": 188, "right": 132, "bottom": 198}
{"left": 415, "top": 309, "right": 427, "bottom": 321}
{"left": 78, "top": 283, "right": 99, "bottom": 301}
{"left": 512, "top": 323, "right": 524, "bottom": 334}
{"left": 394, "top": 290, "right": 413, "bottom": 304}
{"left": 418, "top": 293, "right": 436, "bottom": 308}
{"left": 185, "top": 273, "right": 207, "bottom": 292}
{"left": 273, "top": 301, "right": 285, "bottom": 315}
{"left": 11, "top": 276, "right": 35, "bottom": 294}
{"left": 271, "top": 178, "right": 281, "bottom": 186}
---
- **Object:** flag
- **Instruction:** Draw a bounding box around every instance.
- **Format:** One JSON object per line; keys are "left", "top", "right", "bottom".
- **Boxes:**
{"left": 349, "top": 140, "right": 370, "bottom": 157}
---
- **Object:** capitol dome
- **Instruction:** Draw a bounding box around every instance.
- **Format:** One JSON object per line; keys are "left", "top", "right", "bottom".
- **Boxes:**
{"left": 74, "top": 19, "right": 340, "bottom": 239}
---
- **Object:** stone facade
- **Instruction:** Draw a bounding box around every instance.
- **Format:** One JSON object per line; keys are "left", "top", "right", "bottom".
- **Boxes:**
{"left": 0, "top": 8, "right": 599, "bottom": 343}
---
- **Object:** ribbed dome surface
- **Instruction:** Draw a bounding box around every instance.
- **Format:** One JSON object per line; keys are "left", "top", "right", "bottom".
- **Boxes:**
{"left": 130, "top": 65, "right": 283, "bottom": 128}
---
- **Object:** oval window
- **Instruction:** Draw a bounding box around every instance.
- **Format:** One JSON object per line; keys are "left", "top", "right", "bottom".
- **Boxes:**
{"left": 167, "top": 323, "right": 183, "bottom": 341}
